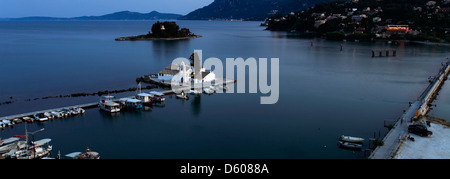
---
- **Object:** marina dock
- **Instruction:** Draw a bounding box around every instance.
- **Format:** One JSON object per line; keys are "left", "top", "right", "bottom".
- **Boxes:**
{"left": 0, "top": 78, "right": 236, "bottom": 122}
{"left": 369, "top": 60, "right": 450, "bottom": 159}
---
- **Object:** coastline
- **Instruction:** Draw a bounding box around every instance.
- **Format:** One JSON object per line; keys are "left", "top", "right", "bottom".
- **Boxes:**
{"left": 115, "top": 35, "right": 202, "bottom": 41}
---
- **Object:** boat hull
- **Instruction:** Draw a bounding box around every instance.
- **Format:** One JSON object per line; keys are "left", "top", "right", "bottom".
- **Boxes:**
{"left": 338, "top": 141, "right": 362, "bottom": 150}
{"left": 339, "top": 135, "right": 364, "bottom": 143}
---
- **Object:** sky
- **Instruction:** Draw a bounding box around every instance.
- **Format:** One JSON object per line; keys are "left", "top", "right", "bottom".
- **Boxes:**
{"left": 0, "top": 0, "right": 214, "bottom": 18}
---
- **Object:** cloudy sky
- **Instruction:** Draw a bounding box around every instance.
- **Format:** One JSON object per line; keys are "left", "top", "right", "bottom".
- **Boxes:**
{"left": 0, "top": 0, "right": 214, "bottom": 18}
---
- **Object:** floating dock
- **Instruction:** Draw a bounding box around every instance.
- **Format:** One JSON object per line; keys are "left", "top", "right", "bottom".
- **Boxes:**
{"left": 369, "top": 60, "right": 450, "bottom": 159}
{"left": 0, "top": 78, "right": 236, "bottom": 122}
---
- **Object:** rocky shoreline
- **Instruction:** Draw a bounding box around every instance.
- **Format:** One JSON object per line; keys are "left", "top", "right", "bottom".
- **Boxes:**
{"left": 115, "top": 35, "right": 202, "bottom": 41}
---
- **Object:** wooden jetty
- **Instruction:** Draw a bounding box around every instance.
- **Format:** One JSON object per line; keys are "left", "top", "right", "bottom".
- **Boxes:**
{"left": 369, "top": 60, "right": 450, "bottom": 159}
{"left": 372, "top": 49, "right": 397, "bottom": 57}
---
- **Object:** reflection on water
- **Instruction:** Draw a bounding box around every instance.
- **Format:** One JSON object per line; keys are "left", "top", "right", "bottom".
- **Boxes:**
{"left": 152, "top": 40, "right": 191, "bottom": 60}
{"left": 191, "top": 95, "right": 202, "bottom": 117}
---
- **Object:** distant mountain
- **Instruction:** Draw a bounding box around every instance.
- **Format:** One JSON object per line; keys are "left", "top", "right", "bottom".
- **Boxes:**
{"left": 180, "top": 0, "right": 329, "bottom": 21}
{"left": 10, "top": 11, "right": 182, "bottom": 21}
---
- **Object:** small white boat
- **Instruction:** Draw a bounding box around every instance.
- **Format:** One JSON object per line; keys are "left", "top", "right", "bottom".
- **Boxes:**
{"left": 338, "top": 141, "right": 362, "bottom": 150}
{"left": 65, "top": 148, "right": 100, "bottom": 159}
{"left": 339, "top": 135, "right": 365, "bottom": 143}
{"left": 13, "top": 118, "right": 23, "bottom": 124}
{"left": 34, "top": 113, "right": 49, "bottom": 122}
{"left": 203, "top": 88, "right": 214, "bottom": 94}
{"left": 51, "top": 111, "right": 63, "bottom": 118}
{"left": 176, "top": 92, "right": 189, "bottom": 100}
{"left": 77, "top": 107, "right": 86, "bottom": 114}
{"left": 23, "top": 117, "right": 34, "bottom": 123}
{"left": 71, "top": 107, "right": 85, "bottom": 115}
{"left": 44, "top": 112, "right": 54, "bottom": 120}
{"left": 61, "top": 109, "right": 72, "bottom": 117}
{"left": 2, "top": 120, "right": 12, "bottom": 127}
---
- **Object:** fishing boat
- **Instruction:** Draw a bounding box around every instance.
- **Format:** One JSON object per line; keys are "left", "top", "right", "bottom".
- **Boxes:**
{"left": 136, "top": 93, "right": 154, "bottom": 106}
{"left": 176, "top": 91, "right": 189, "bottom": 100}
{"left": 339, "top": 135, "right": 365, "bottom": 143}
{"left": 23, "top": 117, "right": 34, "bottom": 123}
{"left": 119, "top": 98, "right": 143, "bottom": 110}
{"left": 99, "top": 96, "right": 121, "bottom": 113}
{"left": 65, "top": 148, "right": 100, "bottom": 159}
{"left": 15, "top": 138, "right": 52, "bottom": 159}
{"left": 33, "top": 113, "right": 48, "bottom": 122}
{"left": 149, "top": 91, "right": 166, "bottom": 102}
{"left": 338, "top": 141, "right": 363, "bottom": 150}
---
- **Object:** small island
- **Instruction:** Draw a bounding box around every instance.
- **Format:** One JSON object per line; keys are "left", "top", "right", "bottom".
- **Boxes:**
{"left": 115, "top": 21, "right": 202, "bottom": 41}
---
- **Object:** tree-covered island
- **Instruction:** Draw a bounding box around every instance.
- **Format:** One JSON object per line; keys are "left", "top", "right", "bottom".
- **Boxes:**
{"left": 265, "top": 0, "right": 450, "bottom": 43}
{"left": 115, "top": 21, "right": 202, "bottom": 41}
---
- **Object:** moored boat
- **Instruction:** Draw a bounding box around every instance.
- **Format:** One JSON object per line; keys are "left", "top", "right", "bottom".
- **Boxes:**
{"left": 15, "top": 138, "right": 52, "bottom": 159}
{"left": 51, "top": 111, "right": 63, "bottom": 118}
{"left": 65, "top": 148, "right": 100, "bottom": 159}
{"left": 61, "top": 109, "right": 72, "bottom": 117}
{"left": 23, "top": 117, "right": 34, "bottom": 123}
{"left": 119, "top": 98, "right": 143, "bottom": 110}
{"left": 136, "top": 93, "right": 154, "bottom": 106}
{"left": 13, "top": 118, "right": 23, "bottom": 124}
{"left": 71, "top": 107, "right": 85, "bottom": 115}
{"left": 339, "top": 135, "right": 365, "bottom": 143}
{"left": 203, "top": 88, "right": 214, "bottom": 94}
{"left": 99, "top": 96, "right": 121, "bottom": 113}
{"left": 176, "top": 91, "right": 189, "bottom": 100}
{"left": 149, "top": 91, "right": 166, "bottom": 102}
{"left": 44, "top": 112, "right": 54, "bottom": 120}
{"left": 2, "top": 120, "right": 12, "bottom": 127}
{"left": 338, "top": 141, "right": 363, "bottom": 150}
{"left": 33, "top": 113, "right": 48, "bottom": 122}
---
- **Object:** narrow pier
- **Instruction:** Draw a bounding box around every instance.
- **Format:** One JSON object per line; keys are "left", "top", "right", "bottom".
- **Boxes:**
{"left": 372, "top": 49, "right": 397, "bottom": 57}
{"left": 0, "top": 78, "right": 236, "bottom": 122}
{"left": 369, "top": 60, "right": 450, "bottom": 159}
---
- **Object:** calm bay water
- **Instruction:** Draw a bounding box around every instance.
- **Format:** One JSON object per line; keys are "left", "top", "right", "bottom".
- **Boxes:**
{"left": 0, "top": 20, "right": 449, "bottom": 159}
